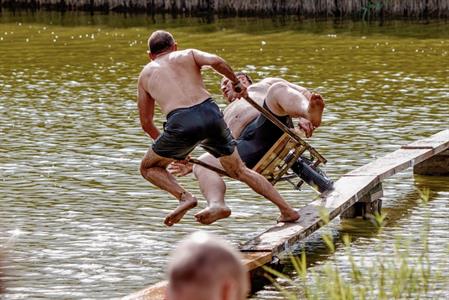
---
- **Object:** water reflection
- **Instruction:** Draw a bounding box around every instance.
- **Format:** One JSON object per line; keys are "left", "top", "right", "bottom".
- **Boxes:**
{"left": 0, "top": 11, "right": 448, "bottom": 299}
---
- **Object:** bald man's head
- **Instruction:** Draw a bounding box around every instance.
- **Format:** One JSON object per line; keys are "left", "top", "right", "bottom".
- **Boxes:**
{"left": 148, "top": 30, "right": 175, "bottom": 55}
{"left": 167, "top": 232, "right": 249, "bottom": 300}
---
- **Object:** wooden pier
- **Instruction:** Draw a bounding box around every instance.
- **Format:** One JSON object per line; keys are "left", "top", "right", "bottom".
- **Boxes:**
{"left": 124, "top": 129, "right": 449, "bottom": 300}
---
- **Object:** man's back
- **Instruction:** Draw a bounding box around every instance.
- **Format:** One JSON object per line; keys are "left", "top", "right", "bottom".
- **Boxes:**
{"left": 141, "top": 49, "right": 211, "bottom": 114}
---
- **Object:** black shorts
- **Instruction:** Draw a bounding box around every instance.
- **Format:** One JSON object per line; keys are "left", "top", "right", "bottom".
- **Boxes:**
{"left": 236, "top": 101, "right": 290, "bottom": 168}
{"left": 152, "top": 98, "right": 236, "bottom": 160}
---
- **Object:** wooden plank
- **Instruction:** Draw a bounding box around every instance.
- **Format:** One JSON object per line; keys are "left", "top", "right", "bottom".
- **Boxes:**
{"left": 414, "top": 149, "right": 449, "bottom": 175}
{"left": 240, "top": 175, "right": 379, "bottom": 253}
{"left": 346, "top": 148, "right": 434, "bottom": 180}
{"left": 401, "top": 129, "right": 449, "bottom": 154}
{"left": 439, "top": 149, "right": 449, "bottom": 156}
{"left": 242, "top": 251, "right": 273, "bottom": 271}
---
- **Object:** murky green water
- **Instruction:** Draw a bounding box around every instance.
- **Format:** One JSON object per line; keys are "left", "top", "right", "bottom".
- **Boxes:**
{"left": 0, "top": 11, "right": 448, "bottom": 299}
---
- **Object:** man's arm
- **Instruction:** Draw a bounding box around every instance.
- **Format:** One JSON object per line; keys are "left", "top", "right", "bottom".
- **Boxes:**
{"left": 137, "top": 76, "right": 160, "bottom": 140}
{"left": 190, "top": 49, "right": 240, "bottom": 85}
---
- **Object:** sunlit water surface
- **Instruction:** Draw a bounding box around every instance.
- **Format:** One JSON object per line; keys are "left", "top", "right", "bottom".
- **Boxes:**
{"left": 0, "top": 11, "right": 448, "bottom": 299}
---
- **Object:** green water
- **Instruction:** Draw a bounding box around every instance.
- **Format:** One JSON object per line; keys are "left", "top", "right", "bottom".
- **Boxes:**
{"left": 0, "top": 11, "right": 448, "bottom": 299}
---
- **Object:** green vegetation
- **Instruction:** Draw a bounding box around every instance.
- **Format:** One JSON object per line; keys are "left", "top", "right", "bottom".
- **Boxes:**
{"left": 263, "top": 188, "right": 448, "bottom": 299}
{"left": 1, "top": 0, "right": 448, "bottom": 18}
{"left": 361, "top": 1, "right": 384, "bottom": 21}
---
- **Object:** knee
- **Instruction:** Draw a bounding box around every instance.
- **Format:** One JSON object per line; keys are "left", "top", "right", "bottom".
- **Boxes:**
{"left": 271, "top": 81, "right": 288, "bottom": 90}
{"left": 267, "top": 82, "right": 288, "bottom": 99}
{"left": 140, "top": 159, "right": 153, "bottom": 178}
{"left": 192, "top": 164, "right": 202, "bottom": 179}
{"left": 266, "top": 82, "right": 288, "bottom": 105}
{"left": 193, "top": 164, "right": 220, "bottom": 181}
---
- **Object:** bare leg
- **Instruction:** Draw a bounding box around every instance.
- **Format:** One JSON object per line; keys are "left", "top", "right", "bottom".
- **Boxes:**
{"left": 192, "top": 154, "right": 231, "bottom": 225}
{"left": 140, "top": 149, "right": 197, "bottom": 226}
{"left": 219, "top": 150, "right": 299, "bottom": 222}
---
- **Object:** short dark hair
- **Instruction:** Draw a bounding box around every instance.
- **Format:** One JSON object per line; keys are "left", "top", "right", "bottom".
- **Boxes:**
{"left": 236, "top": 71, "right": 253, "bottom": 84}
{"left": 148, "top": 30, "right": 175, "bottom": 55}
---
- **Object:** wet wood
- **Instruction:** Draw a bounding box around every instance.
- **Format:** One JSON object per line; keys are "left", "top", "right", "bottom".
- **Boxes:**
{"left": 341, "top": 183, "right": 383, "bottom": 218}
{"left": 240, "top": 175, "right": 379, "bottom": 253}
{"left": 346, "top": 148, "right": 434, "bottom": 180}
{"left": 402, "top": 129, "right": 449, "bottom": 154}
{"left": 242, "top": 251, "right": 273, "bottom": 270}
{"left": 123, "top": 281, "right": 168, "bottom": 300}
{"left": 414, "top": 149, "right": 449, "bottom": 176}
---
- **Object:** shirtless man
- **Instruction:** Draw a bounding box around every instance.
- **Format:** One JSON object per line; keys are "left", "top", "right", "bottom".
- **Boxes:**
{"left": 137, "top": 30, "right": 299, "bottom": 226}
{"left": 170, "top": 73, "right": 325, "bottom": 225}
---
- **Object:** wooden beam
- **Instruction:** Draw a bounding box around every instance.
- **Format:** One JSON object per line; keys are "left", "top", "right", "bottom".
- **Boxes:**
{"left": 401, "top": 129, "right": 449, "bottom": 154}
{"left": 240, "top": 175, "right": 379, "bottom": 253}
{"left": 414, "top": 149, "right": 449, "bottom": 176}
{"left": 242, "top": 251, "right": 273, "bottom": 271}
{"left": 346, "top": 148, "right": 434, "bottom": 180}
{"left": 341, "top": 183, "right": 383, "bottom": 218}
{"left": 122, "top": 281, "right": 168, "bottom": 300}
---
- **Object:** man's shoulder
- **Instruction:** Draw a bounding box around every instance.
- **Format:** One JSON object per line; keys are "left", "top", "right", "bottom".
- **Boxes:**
{"left": 139, "top": 62, "right": 154, "bottom": 74}
{"left": 138, "top": 63, "right": 157, "bottom": 83}
{"left": 170, "top": 48, "right": 195, "bottom": 58}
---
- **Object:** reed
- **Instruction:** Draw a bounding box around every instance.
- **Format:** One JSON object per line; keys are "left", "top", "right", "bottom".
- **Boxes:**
{"left": 1, "top": 0, "right": 448, "bottom": 18}
{"left": 262, "top": 188, "right": 446, "bottom": 299}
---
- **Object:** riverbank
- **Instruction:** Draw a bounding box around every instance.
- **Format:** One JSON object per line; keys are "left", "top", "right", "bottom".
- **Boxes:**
{"left": 1, "top": 0, "right": 448, "bottom": 19}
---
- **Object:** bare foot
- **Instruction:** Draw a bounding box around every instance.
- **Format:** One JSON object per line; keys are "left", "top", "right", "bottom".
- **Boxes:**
{"left": 194, "top": 205, "right": 231, "bottom": 225}
{"left": 164, "top": 193, "right": 197, "bottom": 226}
{"left": 277, "top": 210, "right": 300, "bottom": 223}
{"left": 310, "top": 93, "right": 324, "bottom": 103}
{"left": 309, "top": 93, "right": 324, "bottom": 128}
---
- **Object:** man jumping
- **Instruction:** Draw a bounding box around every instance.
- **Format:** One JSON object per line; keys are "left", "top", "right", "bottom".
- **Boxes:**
{"left": 137, "top": 30, "right": 299, "bottom": 226}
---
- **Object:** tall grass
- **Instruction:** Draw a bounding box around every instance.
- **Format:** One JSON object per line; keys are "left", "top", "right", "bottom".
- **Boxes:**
{"left": 263, "top": 187, "right": 448, "bottom": 299}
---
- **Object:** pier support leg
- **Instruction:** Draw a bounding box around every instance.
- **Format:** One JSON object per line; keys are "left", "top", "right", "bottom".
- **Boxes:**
{"left": 413, "top": 150, "right": 449, "bottom": 176}
{"left": 341, "top": 183, "right": 383, "bottom": 219}
{"left": 250, "top": 256, "right": 283, "bottom": 293}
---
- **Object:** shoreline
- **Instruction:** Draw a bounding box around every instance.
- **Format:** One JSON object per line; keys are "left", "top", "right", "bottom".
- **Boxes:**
{"left": 1, "top": 0, "right": 448, "bottom": 19}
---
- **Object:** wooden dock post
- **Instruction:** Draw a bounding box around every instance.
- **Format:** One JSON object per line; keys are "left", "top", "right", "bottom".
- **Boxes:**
{"left": 413, "top": 149, "right": 449, "bottom": 176}
{"left": 341, "top": 183, "right": 383, "bottom": 219}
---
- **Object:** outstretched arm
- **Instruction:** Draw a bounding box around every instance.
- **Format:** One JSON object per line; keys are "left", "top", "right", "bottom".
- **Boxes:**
{"left": 137, "top": 75, "right": 160, "bottom": 140}
{"left": 190, "top": 49, "right": 240, "bottom": 84}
